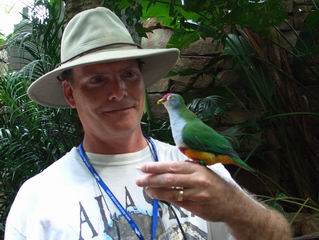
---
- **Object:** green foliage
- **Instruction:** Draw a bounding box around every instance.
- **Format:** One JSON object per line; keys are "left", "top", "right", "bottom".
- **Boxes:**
{"left": 224, "top": 30, "right": 319, "bottom": 201}
{"left": 141, "top": 0, "right": 319, "bottom": 216}
{"left": 292, "top": 10, "right": 319, "bottom": 83}
{"left": 101, "top": 0, "right": 148, "bottom": 42}
{"left": 0, "top": 72, "right": 81, "bottom": 232}
{"left": 0, "top": 0, "right": 82, "bottom": 236}
{"left": 167, "top": 29, "right": 200, "bottom": 50}
{"left": 224, "top": 34, "right": 276, "bottom": 112}
{"left": 257, "top": 193, "right": 319, "bottom": 224}
{"left": 0, "top": 33, "right": 5, "bottom": 47}
{"left": 305, "top": 9, "right": 319, "bottom": 32}
{"left": 187, "top": 95, "right": 226, "bottom": 121}
{"left": 140, "top": 0, "right": 286, "bottom": 49}
{"left": 7, "top": 0, "right": 64, "bottom": 78}
{"left": 100, "top": 0, "right": 286, "bottom": 49}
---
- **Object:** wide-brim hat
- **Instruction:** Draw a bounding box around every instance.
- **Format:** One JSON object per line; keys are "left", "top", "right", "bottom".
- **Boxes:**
{"left": 27, "top": 7, "right": 179, "bottom": 107}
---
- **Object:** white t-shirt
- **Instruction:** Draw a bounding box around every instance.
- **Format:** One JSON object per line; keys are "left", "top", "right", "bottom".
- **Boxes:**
{"left": 5, "top": 139, "right": 235, "bottom": 239}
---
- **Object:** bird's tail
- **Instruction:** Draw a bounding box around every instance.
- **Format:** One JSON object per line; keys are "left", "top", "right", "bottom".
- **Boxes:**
{"left": 233, "top": 156, "right": 255, "bottom": 173}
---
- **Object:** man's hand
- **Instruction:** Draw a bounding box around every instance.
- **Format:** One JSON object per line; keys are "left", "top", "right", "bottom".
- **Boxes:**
{"left": 136, "top": 161, "right": 292, "bottom": 240}
{"left": 136, "top": 161, "right": 236, "bottom": 221}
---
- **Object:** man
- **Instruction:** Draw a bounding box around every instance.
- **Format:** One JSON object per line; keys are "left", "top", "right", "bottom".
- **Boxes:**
{"left": 5, "top": 7, "right": 291, "bottom": 240}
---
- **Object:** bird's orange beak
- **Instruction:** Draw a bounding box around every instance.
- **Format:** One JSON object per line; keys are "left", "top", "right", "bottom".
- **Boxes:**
{"left": 157, "top": 93, "right": 170, "bottom": 104}
{"left": 157, "top": 98, "right": 166, "bottom": 104}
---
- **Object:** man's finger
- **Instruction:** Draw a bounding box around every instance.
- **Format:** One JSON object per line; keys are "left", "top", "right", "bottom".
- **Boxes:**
{"left": 138, "top": 161, "right": 198, "bottom": 174}
{"left": 136, "top": 172, "right": 193, "bottom": 188}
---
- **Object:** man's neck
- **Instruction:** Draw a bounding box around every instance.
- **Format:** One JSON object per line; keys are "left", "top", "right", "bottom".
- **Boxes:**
{"left": 82, "top": 130, "right": 147, "bottom": 154}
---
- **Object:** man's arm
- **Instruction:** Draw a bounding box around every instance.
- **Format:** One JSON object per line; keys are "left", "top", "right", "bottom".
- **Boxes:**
{"left": 224, "top": 187, "right": 292, "bottom": 240}
{"left": 136, "top": 161, "right": 292, "bottom": 239}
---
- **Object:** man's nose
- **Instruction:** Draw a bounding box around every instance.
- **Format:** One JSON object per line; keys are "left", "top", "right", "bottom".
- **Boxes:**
{"left": 107, "top": 76, "right": 128, "bottom": 101}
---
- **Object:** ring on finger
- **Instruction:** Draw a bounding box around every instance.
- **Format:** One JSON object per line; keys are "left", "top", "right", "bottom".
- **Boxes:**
{"left": 177, "top": 189, "right": 184, "bottom": 202}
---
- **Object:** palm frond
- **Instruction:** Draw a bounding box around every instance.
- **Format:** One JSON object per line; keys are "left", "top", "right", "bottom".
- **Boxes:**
{"left": 187, "top": 95, "right": 226, "bottom": 120}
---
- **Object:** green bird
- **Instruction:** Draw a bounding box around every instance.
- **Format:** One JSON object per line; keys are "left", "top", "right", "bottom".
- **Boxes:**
{"left": 157, "top": 93, "right": 254, "bottom": 172}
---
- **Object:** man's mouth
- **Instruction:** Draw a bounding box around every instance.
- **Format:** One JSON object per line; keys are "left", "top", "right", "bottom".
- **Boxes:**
{"left": 102, "top": 106, "right": 134, "bottom": 113}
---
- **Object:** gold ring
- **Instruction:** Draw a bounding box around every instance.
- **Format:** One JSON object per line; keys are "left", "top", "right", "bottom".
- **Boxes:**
{"left": 177, "top": 189, "right": 184, "bottom": 202}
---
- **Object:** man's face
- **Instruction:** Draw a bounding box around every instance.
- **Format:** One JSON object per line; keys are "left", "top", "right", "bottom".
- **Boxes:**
{"left": 63, "top": 60, "right": 145, "bottom": 141}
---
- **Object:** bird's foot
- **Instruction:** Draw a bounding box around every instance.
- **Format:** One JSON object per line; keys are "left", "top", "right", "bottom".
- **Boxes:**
{"left": 199, "top": 160, "right": 206, "bottom": 166}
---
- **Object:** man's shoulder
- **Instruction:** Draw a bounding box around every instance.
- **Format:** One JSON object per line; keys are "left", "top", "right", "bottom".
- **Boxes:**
{"left": 5, "top": 147, "right": 83, "bottom": 236}
{"left": 151, "top": 138, "right": 176, "bottom": 150}
{"left": 19, "top": 147, "right": 81, "bottom": 191}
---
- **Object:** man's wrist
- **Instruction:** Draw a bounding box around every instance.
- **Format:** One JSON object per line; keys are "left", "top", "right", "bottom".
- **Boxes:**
{"left": 222, "top": 189, "right": 292, "bottom": 240}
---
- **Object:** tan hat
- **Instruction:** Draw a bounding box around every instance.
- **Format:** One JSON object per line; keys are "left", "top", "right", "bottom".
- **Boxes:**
{"left": 27, "top": 7, "right": 179, "bottom": 107}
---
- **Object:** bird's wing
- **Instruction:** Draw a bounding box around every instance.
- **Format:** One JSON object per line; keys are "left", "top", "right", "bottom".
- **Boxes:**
{"left": 182, "top": 120, "right": 237, "bottom": 156}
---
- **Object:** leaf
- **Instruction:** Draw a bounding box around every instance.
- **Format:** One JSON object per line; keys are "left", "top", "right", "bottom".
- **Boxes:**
{"left": 0, "top": 35, "right": 5, "bottom": 47}
{"left": 135, "top": 22, "right": 149, "bottom": 38}
{"left": 167, "top": 29, "right": 200, "bottom": 49}
{"left": 142, "top": 0, "right": 174, "bottom": 27}
{"left": 187, "top": 95, "right": 225, "bottom": 121}
{"left": 0, "top": 0, "right": 81, "bottom": 231}
{"left": 304, "top": 10, "right": 319, "bottom": 32}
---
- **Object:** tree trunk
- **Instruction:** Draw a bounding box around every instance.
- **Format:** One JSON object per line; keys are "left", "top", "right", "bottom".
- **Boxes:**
{"left": 63, "top": 0, "right": 102, "bottom": 23}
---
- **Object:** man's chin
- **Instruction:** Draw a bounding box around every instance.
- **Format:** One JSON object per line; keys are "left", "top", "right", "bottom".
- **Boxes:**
{"left": 105, "top": 120, "right": 140, "bottom": 133}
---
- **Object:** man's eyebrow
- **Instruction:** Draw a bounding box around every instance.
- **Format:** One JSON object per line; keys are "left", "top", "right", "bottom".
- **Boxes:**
{"left": 121, "top": 62, "right": 140, "bottom": 70}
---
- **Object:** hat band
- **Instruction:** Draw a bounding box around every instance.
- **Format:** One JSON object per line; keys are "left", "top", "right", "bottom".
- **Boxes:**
{"left": 57, "top": 42, "right": 141, "bottom": 67}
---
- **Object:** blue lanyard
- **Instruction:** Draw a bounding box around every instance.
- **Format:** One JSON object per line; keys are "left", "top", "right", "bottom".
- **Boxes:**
{"left": 77, "top": 138, "right": 159, "bottom": 240}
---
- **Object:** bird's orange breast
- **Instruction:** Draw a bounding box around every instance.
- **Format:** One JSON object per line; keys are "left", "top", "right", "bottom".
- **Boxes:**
{"left": 179, "top": 147, "right": 235, "bottom": 165}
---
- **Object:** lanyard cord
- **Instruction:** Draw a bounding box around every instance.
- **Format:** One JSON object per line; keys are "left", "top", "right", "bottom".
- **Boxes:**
{"left": 161, "top": 201, "right": 187, "bottom": 240}
{"left": 77, "top": 138, "right": 159, "bottom": 240}
{"left": 144, "top": 137, "right": 159, "bottom": 239}
{"left": 145, "top": 137, "right": 187, "bottom": 240}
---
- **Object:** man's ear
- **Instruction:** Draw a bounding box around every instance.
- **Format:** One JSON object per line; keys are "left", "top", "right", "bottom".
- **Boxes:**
{"left": 62, "top": 81, "right": 76, "bottom": 108}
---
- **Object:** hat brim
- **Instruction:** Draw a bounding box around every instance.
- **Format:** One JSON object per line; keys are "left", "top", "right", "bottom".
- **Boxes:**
{"left": 27, "top": 48, "right": 179, "bottom": 107}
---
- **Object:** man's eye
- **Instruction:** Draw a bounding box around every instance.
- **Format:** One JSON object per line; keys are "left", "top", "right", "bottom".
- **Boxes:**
{"left": 122, "top": 70, "right": 138, "bottom": 80}
{"left": 88, "top": 75, "right": 105, "bottom": 85}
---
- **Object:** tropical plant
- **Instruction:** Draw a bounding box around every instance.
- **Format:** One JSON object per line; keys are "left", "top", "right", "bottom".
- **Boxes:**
{"left": 1, "top": 0, "right": 319, "bottom": 237}
{"left": 0, "top": 72, "right": 80, "bottom": 229}
{"left": 138, "top": 0, "right": 319, "bottom": 215}
{"left": 7, "top": 0, "right": 64, "bottom": 80}
{"left": 0, "top": 33, "right": 5, "bottom": 47}
{"left": 0, "top": 33, "right": 7, "bottom": 75}
{"left": 224, "top": 30, "right": 319, "bottom": 201}
{"left": 0, "top": 0, "right": 82, "bottom": 236}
